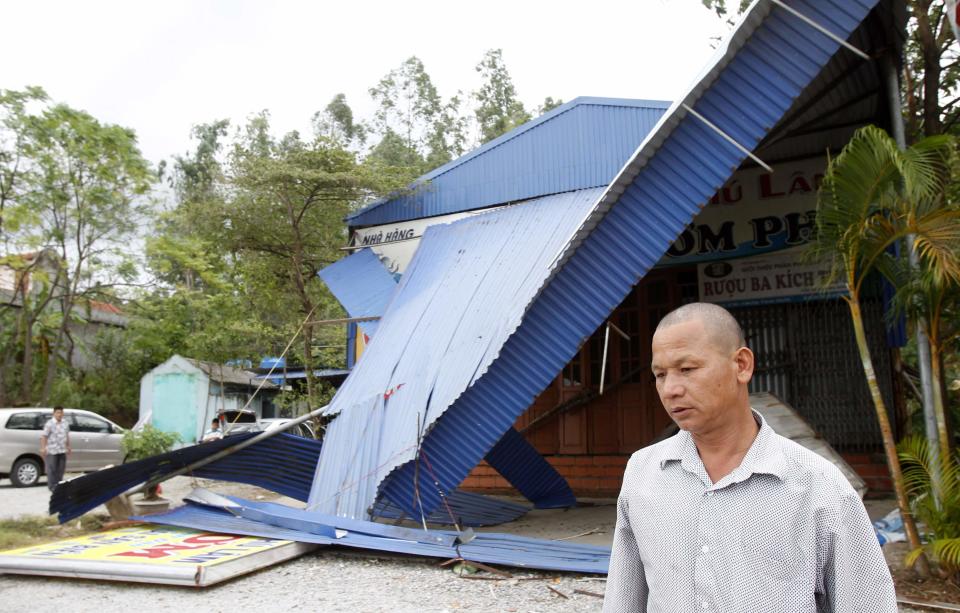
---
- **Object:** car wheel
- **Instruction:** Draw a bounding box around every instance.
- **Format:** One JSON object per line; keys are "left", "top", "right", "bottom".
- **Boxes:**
{"left": 11, "top": 458, "right": 42, "bottom": 487}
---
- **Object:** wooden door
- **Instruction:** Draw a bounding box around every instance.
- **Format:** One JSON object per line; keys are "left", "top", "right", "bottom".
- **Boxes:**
{"left": 615, "top": 268, "right": 698, "bottom": 453}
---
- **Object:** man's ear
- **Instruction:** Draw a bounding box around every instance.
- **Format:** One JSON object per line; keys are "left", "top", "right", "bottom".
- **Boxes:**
{"left": 734, "top": 347, "right": 754, "bottom": 384}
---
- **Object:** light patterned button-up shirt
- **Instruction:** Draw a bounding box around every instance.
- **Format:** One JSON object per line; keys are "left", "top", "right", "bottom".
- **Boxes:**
{"left": 41, "top": 416, "right": 70, "bottom": 455}
{"left": 603, "top": 412, "right": 896, "bottom": 613}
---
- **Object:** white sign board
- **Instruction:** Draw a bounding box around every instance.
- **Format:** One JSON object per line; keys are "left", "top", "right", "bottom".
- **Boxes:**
{"left": 351, "top": 207, "right": 501, "bottom": 274}
{"left": 664, "top": 158, "right": 825, "bottom": 265}
{"left": 698, "top": 247, "right": 846, "bottom": 306}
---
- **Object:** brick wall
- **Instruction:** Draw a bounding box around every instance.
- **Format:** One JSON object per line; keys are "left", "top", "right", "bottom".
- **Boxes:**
{"left": 461, "top": 456, "right": 629, "bottom": 498}
{"left": 841, "top": 452, "right": 893, "bottom": 497}
{"left": 463, "top": 452, "right": 894, "bottom": 499}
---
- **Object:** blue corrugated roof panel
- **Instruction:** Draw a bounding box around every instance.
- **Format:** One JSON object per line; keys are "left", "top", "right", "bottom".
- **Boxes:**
{"left": 308, "top": 188, "right": 603, "bottom": 519}
{"left": 484, "top": 427, "right": 575, "bottom": 510}
{"left": 373, "top": 0, "right": 883, "bottom": 519}
{"left": 347, "top": 97, "right": 669, "bottom": 228}
{"left": 141, "top": 499, "right": 611, "bottom": 574}
{"left": 371, "top": 489, "right": 531, "bottom": 527}
{"left": 50, "top": 433, "right": 323, "bottom": 523}
{"left": 317, "top": 247, "right": 397, "bottom": 337}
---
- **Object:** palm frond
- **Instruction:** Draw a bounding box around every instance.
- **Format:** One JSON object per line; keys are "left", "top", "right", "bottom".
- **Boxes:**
{"left": 932, "top": 538, "right": 960, "bottom": 570}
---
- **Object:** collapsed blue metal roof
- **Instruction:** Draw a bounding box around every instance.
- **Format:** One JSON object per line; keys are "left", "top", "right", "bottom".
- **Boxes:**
{"left": 346, "top": 97, "right": 669, "bottom": 228}
{"left": 317, "top": 247, "right": 397, "bottom": 337}
{"left": 311, "top": 0, "right": 886, "bottom": 522}
{"left": 309, "top": 188, "right": 602, "bottom": 518}
{"left": 140, "top": 497, "right": 610, "bottom": 574}
{"left": 50, "top": 433, "right": 321, "bottom": 523}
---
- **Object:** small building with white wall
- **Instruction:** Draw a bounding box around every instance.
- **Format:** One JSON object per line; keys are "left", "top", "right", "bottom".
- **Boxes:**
{"left": 138, "top": 355, "right": 277, "bottom": 444}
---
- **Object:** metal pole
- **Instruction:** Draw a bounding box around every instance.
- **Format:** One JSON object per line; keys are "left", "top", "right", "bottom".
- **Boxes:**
{"left": 598, "top": 321, "right": 630, "bottom": 395}
{"left": 770, "top": 0, "right": 871, "bottom": 61}
{"left": 143, "top": 403, "right": 329, "bottom": 492}
{"left": 882, "top": 53, "right": 939, "bottom": 465}
{"left": 599, "top": 325, "right": 611, "bottom": 395}
{"left": 681, "top": 104, "right": 773, "bottom": 173}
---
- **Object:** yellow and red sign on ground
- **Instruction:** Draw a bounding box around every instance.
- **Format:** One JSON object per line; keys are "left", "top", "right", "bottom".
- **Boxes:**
{"left": 0, "top": 524, "right": 316, "bottom": 586}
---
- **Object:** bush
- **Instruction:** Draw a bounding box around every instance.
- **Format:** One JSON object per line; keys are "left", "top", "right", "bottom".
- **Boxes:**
{"left": 121, "top": 424, "right": 180, "bottom": 462}
{"left": 899, "top": 436, "right": 960, "bottom": 579}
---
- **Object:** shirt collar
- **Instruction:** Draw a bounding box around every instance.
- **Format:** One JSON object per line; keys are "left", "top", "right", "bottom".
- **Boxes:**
{"left": 658, "top": 410, "right": 787, "bottom": 484}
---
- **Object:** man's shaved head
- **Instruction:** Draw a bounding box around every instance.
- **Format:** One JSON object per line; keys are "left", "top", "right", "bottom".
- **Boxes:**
{"left": 654, "top": 302, "right": 746, "bottom": 353}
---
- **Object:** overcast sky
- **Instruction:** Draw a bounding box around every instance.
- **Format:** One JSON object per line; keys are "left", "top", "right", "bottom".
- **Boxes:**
{"left": 3, "top": 0, "right": 732, "bottom": 168}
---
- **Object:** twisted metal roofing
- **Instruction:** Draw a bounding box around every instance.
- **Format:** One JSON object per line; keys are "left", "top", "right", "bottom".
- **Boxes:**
{"left": 312, "top": 0, "right": 885, "bottom": 522}
{"left": 140, "top": 498, "right": 611, "bottom": 574}
{"left": 317, "top": 247, "right": 397, "bottom": 337}
{"left": 309, "top": 188, "right": 603, "bottom": 518}
{"left": 49, "top": 433, "right": 321, "bottom": 523}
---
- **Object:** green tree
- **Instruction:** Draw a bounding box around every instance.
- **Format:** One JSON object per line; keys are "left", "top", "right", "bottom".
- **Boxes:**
{"left": 811, "top": 124, "right": 960, "bottom": 572}
{"left": 473, "top": 49, "right": 531, "bottom": 144}
{"left": 701, "top": 1, "right": 959, "bottom": 140}
{"left": 0, "top": 87, "right": 50, "bottom": 406}
{"left": 313, "top": 93, "right": 365, "bottom": 147}
{"left": 26, "top": 104, "right": 154, "bottom": 404}
{"left": 903, "top": 2, "right": 959, "bottom": 138}
{"left": 367, "top": 57, "right": 466, "bottom": 171}
{"left": 536, "top": 96, "right": 564, "bottom": 116}
{"left": 218, "top": 115, "right": 400, "bottom": 405}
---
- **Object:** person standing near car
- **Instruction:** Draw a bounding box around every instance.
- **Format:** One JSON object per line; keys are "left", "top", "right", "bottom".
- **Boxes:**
{"left": 40, "top": 406, "right": 70, "bottom": 492}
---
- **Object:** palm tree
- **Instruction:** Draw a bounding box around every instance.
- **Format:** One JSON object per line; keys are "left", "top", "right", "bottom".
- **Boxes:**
{"left": 811, "top": 124, "right": 960, "bottom": 573}
{"left": 889, "top": 259, "right": 960, "bottom": 464}
{"left": 900, "top": 435, "right": 960, "bottom": 579}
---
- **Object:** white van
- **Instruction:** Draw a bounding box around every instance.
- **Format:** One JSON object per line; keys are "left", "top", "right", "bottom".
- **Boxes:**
{"left": 0, "top": 408, "right": 125, "bottom": 487}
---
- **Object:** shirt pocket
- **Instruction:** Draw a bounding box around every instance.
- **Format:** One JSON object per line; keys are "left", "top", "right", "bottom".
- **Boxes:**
{"left": 738, "top": 511, "right": 805, "bottom": 584}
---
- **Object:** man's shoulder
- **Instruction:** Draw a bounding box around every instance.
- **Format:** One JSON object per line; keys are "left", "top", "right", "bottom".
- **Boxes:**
{"left": 625, "top": 435, "right": 681, "bottom": 474}
{"left": 772, "top": 432, "right": 859, "bottom": 496}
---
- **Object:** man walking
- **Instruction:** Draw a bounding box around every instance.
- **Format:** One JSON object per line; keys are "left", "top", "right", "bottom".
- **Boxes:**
{"left": 603, "top": 303, "right": 896, "bottom": 612}
{"left": 40, "top": 406, "right": 71, "bottom": 492}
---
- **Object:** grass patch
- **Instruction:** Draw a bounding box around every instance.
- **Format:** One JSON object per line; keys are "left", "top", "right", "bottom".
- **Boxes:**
{"left": 0, "top": 514, "right": 106, "bottom": 551}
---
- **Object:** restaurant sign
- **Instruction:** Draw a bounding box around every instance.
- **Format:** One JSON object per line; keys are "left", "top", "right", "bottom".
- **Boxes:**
{"left": 698, "top": 247, "right": 846, "bottom": 306}
{"left": 664, "top": 158, "right": 825, "bottom": 265}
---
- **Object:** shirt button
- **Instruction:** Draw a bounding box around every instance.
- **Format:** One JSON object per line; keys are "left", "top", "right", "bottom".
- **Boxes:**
{"left": 706, "top": 491, "right": 714, "bottom": 497}
{"left": 701, "top": 602, "right": 710, "bottom": 610}
{"left": 701, "top": 545, "right": 709, "bottom": 553}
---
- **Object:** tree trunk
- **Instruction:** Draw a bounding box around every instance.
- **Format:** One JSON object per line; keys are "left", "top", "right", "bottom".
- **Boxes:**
{"left": 928, "top": 337, "right": 951, "bottom": 464}
{"left": 40, "top": 304, "right": 70, "bottom": 405}
{"left": 19, "top": 303, "right": 34, "bottom": 404}
{"left": 912, "top": 2, "right": 943, "bottom": 136}
{"left": 848, "top": 297, "right": 930, "bottom": 575}
{"left": 303, "top": 322, "right": 315, "bottom": 410}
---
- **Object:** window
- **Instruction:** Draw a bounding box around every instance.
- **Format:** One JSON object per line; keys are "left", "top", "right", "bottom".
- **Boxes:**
{"left": 71, "top": 414, "right": 112, "bottom": 433}
{"left": 562, "top": 357, "right": 583, "bottom": 387}
{"left": 5, "top": 412, "right": 44, "bottom": 430}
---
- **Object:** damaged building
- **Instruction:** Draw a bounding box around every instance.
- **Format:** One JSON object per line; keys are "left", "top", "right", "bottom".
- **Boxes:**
{"left": 318, "top": 0, "right": 904, "bottom": 518}
{"left": 42, "top": 0, "right": 905, "bottom": 576}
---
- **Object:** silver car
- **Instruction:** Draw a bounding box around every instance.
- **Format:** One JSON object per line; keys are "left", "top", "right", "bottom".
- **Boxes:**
{"left": 0, "top": 408, "right": 125, "bottom": 487}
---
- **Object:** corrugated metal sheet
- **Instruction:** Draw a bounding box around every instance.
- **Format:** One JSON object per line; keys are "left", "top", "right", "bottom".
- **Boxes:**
{"left": 50, "top": 433, "right": 322, "bottom": 523}
{"left": 373, "top": 0, "right": 884, "bottom": 520}
{"left": 484, "top": 427, "right": 575, "bottom": 509}
{"left": 308, "top": 188, "right": 603, "bottom": 518}
{"left": 371, "top": 489, "right": 530, "bottom": 527}
{"left": 347, "top": 98, "right": 668, "bottom": 228}
{"left": 317, "top": 247, "right": 397, "bottom": 337}
{"left": 141, "top": 499, "right": 610, "bottom": 574}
